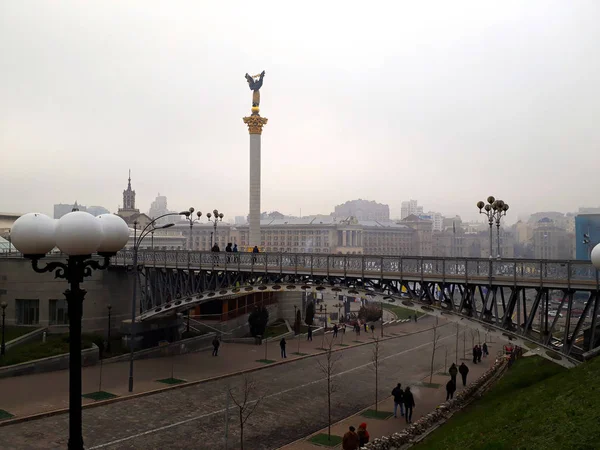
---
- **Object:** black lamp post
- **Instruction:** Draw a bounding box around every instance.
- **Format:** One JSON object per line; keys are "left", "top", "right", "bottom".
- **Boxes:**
{"left": 182, "top": 207, "right": 203, "bottom": 251}
{"left": 106, "top": 304, "right": 112, "bottom": 353}
{"left": 10, "top": 211, "right": 130, "bottom": 450}
{"left": 207, "top": 209, "right": 224, "bottom": 248}
{"left": 128, "top": 209, "right": 191, "bottom": 393}
{"left": 1, "top": 301, "right": 7, "bottom": 356}
{"left": 477, "top": 196, "right": 509, "bottom": 259}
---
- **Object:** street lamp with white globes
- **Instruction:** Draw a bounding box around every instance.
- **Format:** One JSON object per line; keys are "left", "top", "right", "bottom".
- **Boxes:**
{"left": 10, "top": 211, "right": 129, "bottom": 450}
{"left": 592, "top": 244, "right": 600, "bottom": 271}
{"left": 206, "top": 209, "right": 224, "bottom": 248}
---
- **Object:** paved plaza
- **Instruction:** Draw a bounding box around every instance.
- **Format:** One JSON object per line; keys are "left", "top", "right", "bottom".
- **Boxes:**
{"left": 0, "top": 317, "right": 488, "bottom": 449}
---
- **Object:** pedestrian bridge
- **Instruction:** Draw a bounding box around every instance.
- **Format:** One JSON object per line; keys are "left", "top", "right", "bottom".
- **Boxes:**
{"left": 110, "top": 250, "right": 600, "bottom": 368}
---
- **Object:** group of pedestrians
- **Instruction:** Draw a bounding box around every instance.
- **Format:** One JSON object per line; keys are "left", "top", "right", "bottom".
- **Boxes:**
{"left": 391, "top": 383, "right": 416, "bottom": 423}
{"left": 446, "top": 361, "right": 470, "bottom": 399}
{"left": 342, "top": 423, "right": 370, "bottom": 449}
{"left": 472, "top": 342, "right": 488, "bottom": 364}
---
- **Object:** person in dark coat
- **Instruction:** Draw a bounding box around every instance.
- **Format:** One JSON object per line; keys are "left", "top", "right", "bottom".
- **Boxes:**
{"left": 212, "top": 336, "right": 220, "bottom": 356}
{"left": 333, "top": 324, "right": 338, "bottom": 337}
{"left": 211, "top": 243, "right": 220, "bottom": 252}
{"left": 446, "top": 379, "right": 456, "bottom": 400}
{"left": 459, "top": 362, "right": 469, "bottom": 386}
{"left": 477, "top": 344, "right": 483, "bottom": 363}
{"left": 448, "top": 363, "right": 458, "bottom": 383}
{"left": 483, "top": 342, "right": 489, "bottom": 357}
{"left": 403, "top": 387, "right": 415, "bottom": 424}
{"left": 280, "top": 337, "right": 287, "bottom": 358}
{"left": 225, "top": 243, "right": 232, "bottom": 252}
{"left": 357, "top": 422, "right": 370, "bottom": 448}
{"left": 307, "top": 326, "right": 313, "bottom": 341}
{"left": 252, "top": 245, "right": 259, "bottom": 253}
{"left": 232, "top": 243, "right": 238, "bottom": 252}
{"left": 342, "top": 426, "right": 359, "bottom": 450}
{"left": 472, "top": 345, "right": 478, "bottom": 364}
{"left": 391, "top": 383, "right": 405, "bottom": 418}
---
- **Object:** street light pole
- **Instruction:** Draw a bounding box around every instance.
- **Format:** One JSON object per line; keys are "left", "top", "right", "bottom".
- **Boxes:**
{"left": 128, "top": 210, "right": 190, "bottom": 393}
{"left": 0, "top": 302, "right": 7, "bottom": 356}
{"left": 477, "top": 196, "right": 509, "bottom": 259}
{"left": 10, "top": 211, "right": 129, "bottom": 450}
{"left": 183, "top": 207, "right": 203, "bottom": 251}
{"left": 106, "top": 304, "right": 112, "bottom": 353}
{"left": 207, "top": 209, "right": 224, "bottom": 248}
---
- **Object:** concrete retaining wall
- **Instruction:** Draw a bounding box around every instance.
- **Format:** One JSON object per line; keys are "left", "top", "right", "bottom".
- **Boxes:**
{"left": 5, "top": 327, "right": 47, "bottom": 351}
{"left": 0, "top": 344, "right": 100, "bottom": 379}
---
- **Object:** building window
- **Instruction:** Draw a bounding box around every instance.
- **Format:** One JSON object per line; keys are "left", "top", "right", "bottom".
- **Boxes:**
{"left": 16, "top": 299, "right": 39, "bottom": 325}
{"left": 49, "top": 299, "right": 69, "bottom": 325}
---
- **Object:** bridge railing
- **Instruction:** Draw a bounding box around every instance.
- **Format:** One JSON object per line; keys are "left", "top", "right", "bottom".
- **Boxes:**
{"left": 110, "top": 250, "right": 599, "bottom": 284}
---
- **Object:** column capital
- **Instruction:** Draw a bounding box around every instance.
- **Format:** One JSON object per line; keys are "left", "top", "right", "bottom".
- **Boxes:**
{"left": 243, "top": 115, "right": 268, "bottom": 135}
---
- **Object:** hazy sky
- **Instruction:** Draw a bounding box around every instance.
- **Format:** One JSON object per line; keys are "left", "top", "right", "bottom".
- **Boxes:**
{"left": 2, "top": 1, "right": 599, "bottom": 223}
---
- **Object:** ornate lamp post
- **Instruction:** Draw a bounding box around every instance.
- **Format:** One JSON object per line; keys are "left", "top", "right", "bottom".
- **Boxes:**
{"left": 128, "top": 210, "right": 191, "bottom": 393}
{"left": 1, "top": 301, "right": 7, "bottom": 356}
{"left": 477, "top": 196, "right": 509, "bottom": 259}
{"left": 106, "top": 304, "right": 112, "bottom": 353}
{"left": 207, "top": 209, "right": 224, "bottom": 248}
{"left": 10, "top": 211, "right": 129, "bottom": 450}
{"left": 182, "top": 207, "right": 203, "bottom": 251}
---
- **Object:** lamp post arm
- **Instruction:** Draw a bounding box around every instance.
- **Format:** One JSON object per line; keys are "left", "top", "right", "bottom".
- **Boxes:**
{"left": 139, "top": 212, "right": 185, "bottom": 239}
{"left": 137, "top": 226, "right": 165, "bottom": 248}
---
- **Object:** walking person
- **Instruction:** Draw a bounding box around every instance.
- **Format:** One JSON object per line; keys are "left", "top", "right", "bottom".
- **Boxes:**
{"left": 483, "top": 342, "right": 489, "bottom": 357}
{"left": 459, "top": 362, "right": 469, "bottom": 387}
{"left": 280, "top": 337, "right": 287, "bottom": 358}
{"left": 370, "top": 324, "right": 375, "bottom": 334}
{"left": 333, "top": 324, "right": 338, "bottom": 338}
{"left": 446, "top": 379, "right": 456, "bottom": 400}
{"left": 391, "top": 383, "right": 405, "bottom": 418}
{"left": 357, "top": 422, "right": 370, "bottom": 448}
{"left": 225, "top": 242, "right": 232, "bottom": 262}
{"left": 307, "top": 326, "right": 313, "bottom": 341}
{"left": 342, "top": 426, "right": 359, "bottom": 450}
{"left": 448, "top": 363, "right": 458, "bottom": 384}
{"left": 212, "top": 336, "right": 220, "bottom": 356}
{"left": 477, "top": 344, "right": 482, "bottom": 363}
{"left": 403, "top": 387, "right": 415, "bottom": 424}
{"left": 472, "top": 345, "right": 478, "bottom": 364}
{"left": 252, "top": 245, "right": 259, "bottom": 263}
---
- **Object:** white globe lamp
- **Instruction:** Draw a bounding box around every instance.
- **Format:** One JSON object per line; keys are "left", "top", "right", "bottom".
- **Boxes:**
{"left": 591, "top": 243, "right": 600, "bottom": 270}
{"left": 96, "top": 214, "right": 130, "bottom": 255}
{"left": 10, "top": 213, "right": 56, "bottom": 256}
{"left": 55, "top": 211, "right": 103, "bottom": 256}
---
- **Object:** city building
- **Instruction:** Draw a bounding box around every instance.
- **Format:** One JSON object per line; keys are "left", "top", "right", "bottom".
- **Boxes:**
{"left": 148, "top": 193, "right": 178, "bottom": 225}
{"left": 87, "top": 206, "right": 110, "bottom": 216}
{"left": 514, "top": 220, "right": 534, "bottom": 244}
{"left": 234, "top": 216, "right": 421, "bottom": 255}
{"left": 400, "top": 200, "right": 423, "bottom": 220}
{"left": 532, "top": 218, "right": 573, "bottom": 260}
{"left": 235, "top": 216, "right": 246, "bottom": 225}
{"left": 400, "top": 214, "right": 433, "bottom": 256}
{"left": 54, "top": 201, "right": 87, "bottom": 219}
{"left": 426, "top": 211, "right": 443, "bottom": 232}
{"left": 116, "top": 171, "right": 152, "bottom": 228}
{"left": 332, "top": 199, "right": 390, "bottom": 221}
{"left": 0, "top": 212, "right": 21, "bottom": 236}
{"left": 575, "top": 213, "right": 600, "bottom": 260}
{"left": 173, "top": 221, "right": 236, "bottom": 251}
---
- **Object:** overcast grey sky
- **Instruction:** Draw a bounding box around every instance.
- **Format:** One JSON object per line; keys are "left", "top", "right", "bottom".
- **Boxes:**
{"left": 1, "top": 1, "right": 599, "bottom": 223}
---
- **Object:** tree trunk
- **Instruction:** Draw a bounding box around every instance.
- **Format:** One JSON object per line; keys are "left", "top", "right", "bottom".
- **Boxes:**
{"left": 375, "top": 363, "right": 378, "bottom": 411}
{"left": 327, "top": 377, "right": 331, "bottom": 439}
{"left": 429, "top": 326, "right": 437, "bottom": 384}
{"left": 240, "top": 411, "right": 244, "bottom": 450}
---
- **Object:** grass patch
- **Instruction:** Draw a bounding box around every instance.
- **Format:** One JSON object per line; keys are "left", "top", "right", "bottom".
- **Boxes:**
{"left": 336, "top": 343, "right": 350, "bottom": 347}
{"left": 383, "top": 303, "right": 423, "bottom": 320}
{"left": 0, "top": 409, "right": 14, "bottom": 420}
{"left": 361, "top": 409, "right": 394, "bottom": 420}
{"left": 256, "top": 359, "right": 276, "bottom": 364}
{"left": 352, "top": 340, "right": 363, "bottom": 343}
{"left": 156, "top": 377, "right": 186, "bottom": 385}
{"left": 418, "top": 382, "right": 442, "bottom": 389}
{"left": 0, "top": 334, "right": 94, "bottom": 367}
{"left": 418, "top": 356, "right": 600, "bottom": 450}
{"left": 263, "top": 321, "right": 289, "bottom": 339}
{"left": 3, "top": 326, "right": 39, "bottom": 342}
{"left": 308, "top": 433, "right": 343, "bottom": 447}
{"left": 82, "top": 391, "right": 118, "bottom": 401}
{"left": 292, "top": 352, "right": 309, "bottom": 356}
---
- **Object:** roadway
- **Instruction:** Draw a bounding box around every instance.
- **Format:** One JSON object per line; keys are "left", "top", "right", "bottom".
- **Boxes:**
{"left": 0, "top": 317, "right": 461, "bottom": 450}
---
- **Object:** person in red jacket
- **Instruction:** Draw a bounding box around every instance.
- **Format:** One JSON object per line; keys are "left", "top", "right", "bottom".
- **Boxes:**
{"left": 357, "top": 422, "right": 370, "bottom": 447}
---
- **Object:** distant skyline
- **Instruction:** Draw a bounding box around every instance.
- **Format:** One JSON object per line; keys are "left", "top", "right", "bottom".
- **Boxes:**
{"left": 2, "top": 2, "right": 599, "bottom": 224}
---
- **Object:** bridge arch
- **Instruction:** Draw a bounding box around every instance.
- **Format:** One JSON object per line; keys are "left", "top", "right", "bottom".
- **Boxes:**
{"left": 137, "top": 282, "right": 579, "bottom": 369}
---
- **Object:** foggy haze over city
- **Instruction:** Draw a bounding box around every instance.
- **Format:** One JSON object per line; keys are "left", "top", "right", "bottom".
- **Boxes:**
{"left": 1, "top": 1, "right": 600, "bottom": 222}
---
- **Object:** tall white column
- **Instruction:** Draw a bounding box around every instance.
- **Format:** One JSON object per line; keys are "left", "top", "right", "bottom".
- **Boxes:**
{"left": 243, "top": 114, "right": 268, "bottom": 250}
{"left": 249, "top": 133, "right": 261, "bottom": 248}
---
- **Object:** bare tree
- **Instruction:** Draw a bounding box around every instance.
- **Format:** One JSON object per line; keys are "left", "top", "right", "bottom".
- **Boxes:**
{"left": 429, "top": 317, "right": 441, "bottom": 384}
{"left": 228, "top": 376, "right": 262, "bottom": 450}
{"left": 369, "top": 336, "right": 382, "bottom": 411}
{"left": 317, "top": 335, "right": 341, "bottom": 441}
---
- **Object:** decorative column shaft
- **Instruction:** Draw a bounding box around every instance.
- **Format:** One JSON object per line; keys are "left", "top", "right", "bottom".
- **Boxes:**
{"left": 243, "top": 114, "right": 268, "bottom": 250}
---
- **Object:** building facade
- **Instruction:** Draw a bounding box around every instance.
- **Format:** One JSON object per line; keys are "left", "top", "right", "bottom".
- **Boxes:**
{"left": 333, "top": 199, "right": 390, "bottom": 221}
{"left": 575, "top": 213, "right": 600, "bottom": 260}
{"left": 532, "top": 218, "right": 573, "bottom": 260}
{"left": 400, "top": 200, "right": 423, "bottom": 220}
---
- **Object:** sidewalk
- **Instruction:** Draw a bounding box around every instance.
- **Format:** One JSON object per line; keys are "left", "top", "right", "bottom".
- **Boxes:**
{"left": 279, "top": 348, "right": 497, "bottom": 450}
{"left": 0, "top": 316, "right": 433, "bottom": 421}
